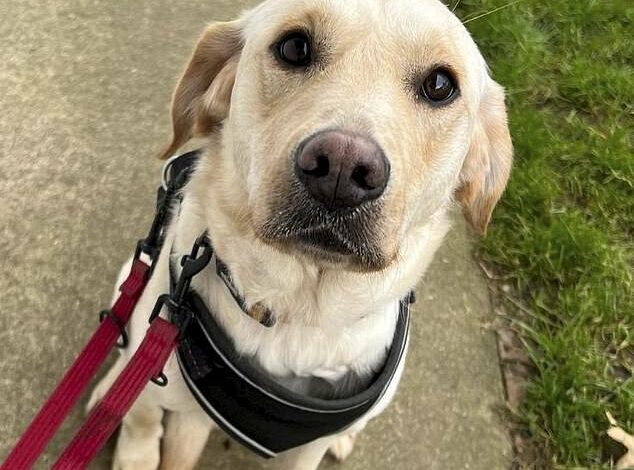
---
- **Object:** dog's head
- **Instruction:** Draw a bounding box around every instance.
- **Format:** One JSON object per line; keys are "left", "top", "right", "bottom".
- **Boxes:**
{"left": 160, "top": 0, "right": 512, "bottom": 272}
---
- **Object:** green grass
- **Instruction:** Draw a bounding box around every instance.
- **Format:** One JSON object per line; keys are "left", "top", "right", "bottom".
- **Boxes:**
{"left": 453, "top": 0, "right": 633, "bottom": 467}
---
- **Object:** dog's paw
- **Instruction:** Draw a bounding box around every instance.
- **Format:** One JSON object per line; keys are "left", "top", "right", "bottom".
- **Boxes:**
{"left": 328, "top": 432, "right": 357, "bottom": 462}
{"left": 111, "top": 418, "right": 163, "bottom": 470}
{"left": 112, "top": 446, "right": 160, "bottom": 470}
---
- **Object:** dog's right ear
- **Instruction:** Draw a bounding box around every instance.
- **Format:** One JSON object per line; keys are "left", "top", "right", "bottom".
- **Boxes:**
{"left": 158, "top": 21, "right": 243, "bottom": 159}
{"left": 455, "top": 78, "right": 512, "bottom": 234}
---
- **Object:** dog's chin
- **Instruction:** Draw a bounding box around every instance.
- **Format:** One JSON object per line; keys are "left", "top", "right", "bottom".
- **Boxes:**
{"left": 258, "top": 225, "right": 393, "bottom": 273}
{"left": 256, "top": 182, "right": 395, "bottom": 272}
{"left": 261, "top": 235, "right": 389, "bottom": 272}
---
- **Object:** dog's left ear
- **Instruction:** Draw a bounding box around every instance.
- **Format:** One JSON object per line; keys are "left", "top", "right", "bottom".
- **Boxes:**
{"left": 456, "top": 78, "right": 513, "bottom": 234}
{"left": 159, "top": 20, "right": 243, "bottom": 159}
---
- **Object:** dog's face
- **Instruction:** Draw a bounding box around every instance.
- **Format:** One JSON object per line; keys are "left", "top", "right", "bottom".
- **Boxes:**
{"left": 161, "top": 0, "right": 512, "bottom": 272}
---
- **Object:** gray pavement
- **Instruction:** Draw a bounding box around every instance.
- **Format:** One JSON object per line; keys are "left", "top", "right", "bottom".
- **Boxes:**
{"left": 0, "top": 1, "right": 511, "bottom": 468}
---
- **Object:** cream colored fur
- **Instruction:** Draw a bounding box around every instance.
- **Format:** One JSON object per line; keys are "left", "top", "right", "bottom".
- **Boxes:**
{"left": 90, "top": 0, "right": 512, "bottom": 468}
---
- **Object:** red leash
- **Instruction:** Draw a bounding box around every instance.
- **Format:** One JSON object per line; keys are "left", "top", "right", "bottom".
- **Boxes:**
{"left": 1, "top": 155, "right": 201, "bottom": 469}
{"left": 1, "top": 258, "right": 151, "bottom": 470}
{"left": 52, "top": 318, "right": 179, "bottom": 469}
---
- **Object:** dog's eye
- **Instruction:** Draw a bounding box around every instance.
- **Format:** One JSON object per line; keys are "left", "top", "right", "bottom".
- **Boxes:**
{"left": 420, "top": 68, "right": 457, "bottom": 104}
{"left": 277, "top": 32, "right": 312, "bottom": 67}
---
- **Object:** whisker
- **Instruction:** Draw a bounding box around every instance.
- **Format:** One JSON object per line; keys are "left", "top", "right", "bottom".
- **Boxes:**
{"left": 451, "top": 0, "right": 462, "bottom": 13}
{"left": 461, "top": 0, "right": 523, "bottom": 25}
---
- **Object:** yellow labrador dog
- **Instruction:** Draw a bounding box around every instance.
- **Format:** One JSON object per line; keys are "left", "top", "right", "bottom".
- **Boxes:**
{"left": 90, "top": 0, "right": 512, "bottom": 468}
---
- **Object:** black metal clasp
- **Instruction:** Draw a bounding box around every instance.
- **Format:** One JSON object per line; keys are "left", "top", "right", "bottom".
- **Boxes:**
{"left": 175, "top": 235, "right": 214, "bottom": 300}
{"left": 147, "top": 234, "right": 214, "bottom": 386}
{"left": 149, "top": 234, "right": 213, "bottom": 327}
{"left": 134, "top": 166, "right": 189, "bottom": 266}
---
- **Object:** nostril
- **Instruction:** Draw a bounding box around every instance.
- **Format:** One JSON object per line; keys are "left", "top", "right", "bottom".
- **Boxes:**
{"left": 303, "top": 154, "right": 330, "bottom": 178}
{"left": 351, "top": 165, "right": 374, "bottom": 191}
{"left": 350, "top": 165, "right": 381, "bottom": 191}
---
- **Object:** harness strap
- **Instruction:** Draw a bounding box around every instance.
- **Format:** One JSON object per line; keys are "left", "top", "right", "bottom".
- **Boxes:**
{"left": 0, "top": 259, "right": 150, "bottom": 470}
{"left": 52, "top": 318, "right": 179, "bottom": 470}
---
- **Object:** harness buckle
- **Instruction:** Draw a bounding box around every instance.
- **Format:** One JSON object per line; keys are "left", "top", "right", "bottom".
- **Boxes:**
{"left": 134, "top": 238, "right": 158, "bottom": 263}
{"left": 134, "top": 155, "right": 196, "bottom": 266}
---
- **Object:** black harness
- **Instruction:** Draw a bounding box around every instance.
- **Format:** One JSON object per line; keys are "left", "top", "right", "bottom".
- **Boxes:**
{"left": 160, "top": 151, "right": 413, "bottom": 458}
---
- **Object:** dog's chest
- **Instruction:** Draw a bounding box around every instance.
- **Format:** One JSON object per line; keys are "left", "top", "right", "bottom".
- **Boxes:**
{"left": 209, "top": 297, "right": 399, "bottom": 393}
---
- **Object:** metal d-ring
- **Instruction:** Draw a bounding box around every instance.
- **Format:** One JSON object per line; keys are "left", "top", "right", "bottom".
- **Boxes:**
{"left": 99, "top": 310, "right": 129, "bottom": 349}
{"left": 151, "top": 372, "right": 168, "bottom": 387}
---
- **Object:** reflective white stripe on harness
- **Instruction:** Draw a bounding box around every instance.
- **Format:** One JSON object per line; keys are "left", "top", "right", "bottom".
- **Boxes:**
{"left": 176, "top": 352, "right": 278, "bottom": 458}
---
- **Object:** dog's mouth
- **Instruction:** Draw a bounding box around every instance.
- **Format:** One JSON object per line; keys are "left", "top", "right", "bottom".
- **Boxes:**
{"left": 290, "top": 224, "right": 365, "bottom": 262}
{"left": 257, "top": 183, "right": 391, "bottom": 271}
{"left": 294, "top": 227, "right": 351, "bottom": 253}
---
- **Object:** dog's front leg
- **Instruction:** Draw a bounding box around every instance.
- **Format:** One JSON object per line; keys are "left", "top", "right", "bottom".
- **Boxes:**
{"left": 112, "top": 389, "right": 164, "bottom": 470}
{"left": 159, "top": 409, "right": 214, "bottom": 470}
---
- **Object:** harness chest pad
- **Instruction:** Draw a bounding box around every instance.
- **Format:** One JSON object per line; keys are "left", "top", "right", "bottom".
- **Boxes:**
{"left": 174, "top": 291, "right": 411, "bottom": 458}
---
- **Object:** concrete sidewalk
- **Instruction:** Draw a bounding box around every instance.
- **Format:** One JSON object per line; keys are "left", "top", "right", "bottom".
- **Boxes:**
{"left": 0, "top": 1, "right": 510, "bottom": 468}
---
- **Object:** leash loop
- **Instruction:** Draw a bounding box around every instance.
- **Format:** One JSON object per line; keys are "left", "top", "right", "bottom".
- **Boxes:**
{"left": 135, "top": 152, "right": 197, "bottom": 267}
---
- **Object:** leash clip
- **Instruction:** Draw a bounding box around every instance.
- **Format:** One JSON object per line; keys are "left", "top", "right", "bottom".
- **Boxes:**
{"left": 146, "top": 234, "right": 213, "bottom": 387}
{"left": 148, "top": 234, "right": 213, "bottom": 332}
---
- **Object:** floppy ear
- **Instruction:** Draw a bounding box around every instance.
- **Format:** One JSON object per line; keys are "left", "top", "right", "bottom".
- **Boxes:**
{"left": 158, "top": 21, "right": 243, "bottom": 160}
{"left": 456, "top": 79, "right": 513, "bottom": 234}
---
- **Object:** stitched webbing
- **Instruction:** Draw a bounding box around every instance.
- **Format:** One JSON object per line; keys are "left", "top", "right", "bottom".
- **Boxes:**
{"left": 52, "top": 318, "right": 179, "bottom": 470}
{"left": 0, "top": 259, "right": 150, "bottom": 470}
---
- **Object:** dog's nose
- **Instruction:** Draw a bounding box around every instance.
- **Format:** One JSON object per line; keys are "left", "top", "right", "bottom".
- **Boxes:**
{"left": 295, "top": 130, "right": 390, "bottom": 210}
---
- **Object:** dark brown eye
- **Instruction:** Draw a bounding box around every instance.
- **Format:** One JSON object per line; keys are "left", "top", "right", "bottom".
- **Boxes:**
{"left": 277, "top": 32, "right": 312, "bottom": 67}
{"left": 420, "top": 68, "right": 457, "bottom": 104}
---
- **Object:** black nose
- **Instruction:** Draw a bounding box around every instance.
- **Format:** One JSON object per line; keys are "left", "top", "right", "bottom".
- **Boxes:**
{"left": 294, "top": 130, "right": 390, "bottom": 210}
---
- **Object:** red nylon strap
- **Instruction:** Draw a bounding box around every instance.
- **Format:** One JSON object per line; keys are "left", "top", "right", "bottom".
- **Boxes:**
{"left": 52, "top": 318, "right": 179, "bottom": 470}
{"left": 1, "top": 259, "right": 150, "bottom": 470}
